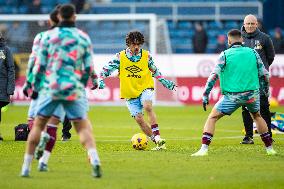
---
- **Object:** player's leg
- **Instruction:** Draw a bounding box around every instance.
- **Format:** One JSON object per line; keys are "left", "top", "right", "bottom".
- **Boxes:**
{"left": 259, "top": 95, "right": 272, "bottom": 137}
{"left": 241, "top": 106, "right": 254, "bottom": 144}
{"left": 27, "top": 99, "right": 39, "bottom": 131}
{"left": 37, "top": 116, "right": 61, "bottom": 171}
{"left": 141, "top": 89, "right": 166, "bottom": 150}
{"left": 62, "top": 116, "right": 72, "bottom": 141}
{"left": 191, "top": 95, "right": 238, "bottom": 156}
{"left": 126, "top": 98, "right": 152, "bottom": 135}
{"left": 250, "top": 111, "right": 276, "bottom": 155}
{"left": 20, "top": 96, "right": 58, "bottom": 177}
{"left": 63, "top": 97, "right": 102, "bottom": 178}
{"left": 246, "top": 96, "right": 276, "bottom": 155}
{"left": 21, "top": 115, "right": 49, "bottom": 177}
{"left": 126, "top": 98, "right": 161, "bottom": 149}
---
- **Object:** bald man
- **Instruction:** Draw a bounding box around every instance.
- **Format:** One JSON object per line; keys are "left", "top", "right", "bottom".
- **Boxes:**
{"left": 240, "top": 14, "right": 275, "bottom": 144}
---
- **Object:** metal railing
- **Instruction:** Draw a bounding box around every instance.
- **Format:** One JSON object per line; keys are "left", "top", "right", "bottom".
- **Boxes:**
{"left": 92, "top": 2, "right": 262, "bottom": 21}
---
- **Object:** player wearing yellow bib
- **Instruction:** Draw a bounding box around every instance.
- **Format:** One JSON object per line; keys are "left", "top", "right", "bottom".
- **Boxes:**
{"left": 99, "top": 31, "right": 176, "bottom": 150}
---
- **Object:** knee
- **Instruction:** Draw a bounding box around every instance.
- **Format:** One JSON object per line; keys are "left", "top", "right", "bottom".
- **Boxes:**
{"left": 208, "top": 113, "right": 221, "bottom": 122}
{"left": 208, "top": 115, "right": 218, "bottom": 122}
{"left": 144, "top": 104, "right": 153, "bottom": 113}
{"left": 49, "top": 116, "right": 60, "bottom": 125}
{"left": 251, "top": 112, "right": 261, "bottom": 119}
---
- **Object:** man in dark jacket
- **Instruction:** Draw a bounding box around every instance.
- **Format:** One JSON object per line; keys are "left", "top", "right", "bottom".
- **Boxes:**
{"left": 0, "top": 32, "right": 15, "bottom": 140}
{"left": 240, "top": 14, "right": 275, "bottom": 144}
{"left": 192, "top": 22, "right": 208, "bottom": 53}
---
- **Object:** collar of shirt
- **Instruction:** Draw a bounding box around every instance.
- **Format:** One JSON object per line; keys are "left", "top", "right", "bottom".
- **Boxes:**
{"left": 125, "top": 48, "right": 142, "bottom": 62}
{"left": 229, "top": 42, "right": 243, "bottom": 48}
{"left": 58, "top": 21, "right": 76, "bottom": 28}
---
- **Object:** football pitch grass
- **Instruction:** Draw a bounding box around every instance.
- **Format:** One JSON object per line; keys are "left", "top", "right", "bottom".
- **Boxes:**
{"left": 0, "top": 105, "right": 284, "bottom": 189}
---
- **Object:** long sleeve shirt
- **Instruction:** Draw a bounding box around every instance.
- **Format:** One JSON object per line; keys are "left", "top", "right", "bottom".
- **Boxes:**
{"left": 25, "top": 31, "right": 44, "bottom": 86}
{"left": 33, "top": 23, "right": 98, "bottom": 100}
{"left": 100, "top": 48, "right": 165, "bottom": 80}
{"left": 203, "top": 45, "right": 269, "bottom": 98}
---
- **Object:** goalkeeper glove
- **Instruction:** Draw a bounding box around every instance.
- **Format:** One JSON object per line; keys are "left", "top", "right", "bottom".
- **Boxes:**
{"left": 202, "top": 95, "right": 209, "bottom": 111}
{"left": 159, "top": 78, "right": 177, "bottom": 90}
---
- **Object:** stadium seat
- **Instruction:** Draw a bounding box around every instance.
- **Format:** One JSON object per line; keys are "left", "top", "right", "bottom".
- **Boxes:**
{"left": 18, "top": 6, "right": 28, "bottom": 14}
{"left": 136, "top": 6, "right": 172, "bottom": 16}
{"left": 178, "top": 21, "right": 193, "bottom": 29}
{"left": 92, "top": 6, "right": 131, "bottom": 14}
{"left": 56, "top": 0, "right": 69, "bottom": 4}
{"left": 0, "top": 0, "right": 5, "bottom": 6}
{"left": 224, "top": 21, "right": 239, "bottom": 29}
{"left": 178, "top": 7, "right": 215, "bottom": 15}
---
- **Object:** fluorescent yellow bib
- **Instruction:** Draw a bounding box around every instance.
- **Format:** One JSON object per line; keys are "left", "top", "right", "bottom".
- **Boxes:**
{"left": 119, "top": 49, "right": 154, "bottom": 99}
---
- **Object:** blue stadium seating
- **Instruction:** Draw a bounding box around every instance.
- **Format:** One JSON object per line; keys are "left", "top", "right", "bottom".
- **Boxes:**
{"left": 0, "top": 0, "right": 263, "bottom": 54}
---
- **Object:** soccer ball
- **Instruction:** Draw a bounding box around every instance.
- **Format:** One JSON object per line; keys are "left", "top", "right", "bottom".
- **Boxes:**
{"left": 131, "top": 133, "right": 148, "bottom": 150}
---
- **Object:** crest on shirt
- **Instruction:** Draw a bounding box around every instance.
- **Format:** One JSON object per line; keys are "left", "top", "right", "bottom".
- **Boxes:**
{"left": 125, "top": 65, "right": 142, "bottom": 78}
{"left": 254, "top": 40, "right": 263, "bottom": 50}
{"left": 0, "top": 50, "right": 5, "bottom": 60}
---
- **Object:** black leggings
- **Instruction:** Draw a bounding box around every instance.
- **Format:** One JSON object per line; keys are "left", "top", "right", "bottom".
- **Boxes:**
{"left": 242, "top": 95, "right": 271, "bottom": 137}
{"left": 0, "top": 101, "right": 9, "bottom": 122}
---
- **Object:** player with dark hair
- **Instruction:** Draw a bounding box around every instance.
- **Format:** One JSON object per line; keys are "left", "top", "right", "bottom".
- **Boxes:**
{"left": 98, "top": 30, "right": 176, "bottom": 150}
{"left": 191, "top": 29, "right": 276, "bottom": 156}
{"left": 22, "top": 5, "right": 73, "bottom": 172}
{"left": 21, "top": 4, "right": 102, "bottom": 178}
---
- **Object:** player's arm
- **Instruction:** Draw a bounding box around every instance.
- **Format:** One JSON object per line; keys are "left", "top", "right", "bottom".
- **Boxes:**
{"left": 81, "top": 42, "right": 98, "bottom": 89}
{"left": 202, "top": 52, "right": 225, "bottom": 110}
{"left": 254, "top": 50, "right": 270, "bottom": 96}
{"left": 203, "top": 52, "right": 225, "bottom": 96}
{"left": 23, "top": 34, "right": 41, "bottom": 96}
{"left": 100, "top": 53, "right": 120, "bottom": 79}
{"left": 98, "top": 53, "right": 120, "bottom": 89}
{"left": 32, "top": 35, "right": 48, "bottom": 99}
{"left": 148, "top": 53, "right": 176, "bottom": 90}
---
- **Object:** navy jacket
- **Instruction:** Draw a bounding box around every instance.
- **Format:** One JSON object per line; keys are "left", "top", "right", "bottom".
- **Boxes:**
{"left": 241, "top": 27, "right": 275, "bottom": 71}
{"left": 0, "top": 38, "right": 15, "bottom": 102}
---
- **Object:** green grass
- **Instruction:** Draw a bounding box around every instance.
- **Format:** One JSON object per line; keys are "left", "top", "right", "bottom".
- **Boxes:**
{"left": 0, "top": 105, "right": 284, "bottom": 189}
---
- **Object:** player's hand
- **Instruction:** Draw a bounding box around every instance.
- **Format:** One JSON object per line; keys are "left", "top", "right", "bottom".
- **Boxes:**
{"left": 202, "top": 95, "right": 209, "bottom": 111}
{"left": 31, "top": 91, "right": 38, "bottom": 100}
{"left": 159, "top": 78, "right": 177, "bottom": 91}
{"left": 98, "top": 79, "right": 105, "bottom": 89}
{"left": 9, "top": 95, "right": 13, "bottom": 102}
{"left": 91, "top": 82, "right": 98, "bottom": 90}
{"left": 23, "top": 82, "right": 32, "bottom": 97}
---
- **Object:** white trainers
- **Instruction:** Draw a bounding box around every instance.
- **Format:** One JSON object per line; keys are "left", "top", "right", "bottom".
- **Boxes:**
{"left": 151, "top": 139, "right": 166, "bottom": 151}
{"left": 266, "top": 148, "right": 277, "bottom": 156}
{"left": 191, "top": 149, "right": 208, "bottom": 157}
{"left": 20, "top": 167, "right": 30, "bottom": 177}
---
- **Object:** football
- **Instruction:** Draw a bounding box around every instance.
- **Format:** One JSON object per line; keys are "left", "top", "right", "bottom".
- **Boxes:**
{"left": 131, "top": 133, "right": 148, "bottom": 150}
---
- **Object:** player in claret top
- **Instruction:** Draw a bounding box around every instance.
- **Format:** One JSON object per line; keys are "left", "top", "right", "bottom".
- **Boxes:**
{"left": 98, "top": 30, "right": 177, "bottom": 151}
